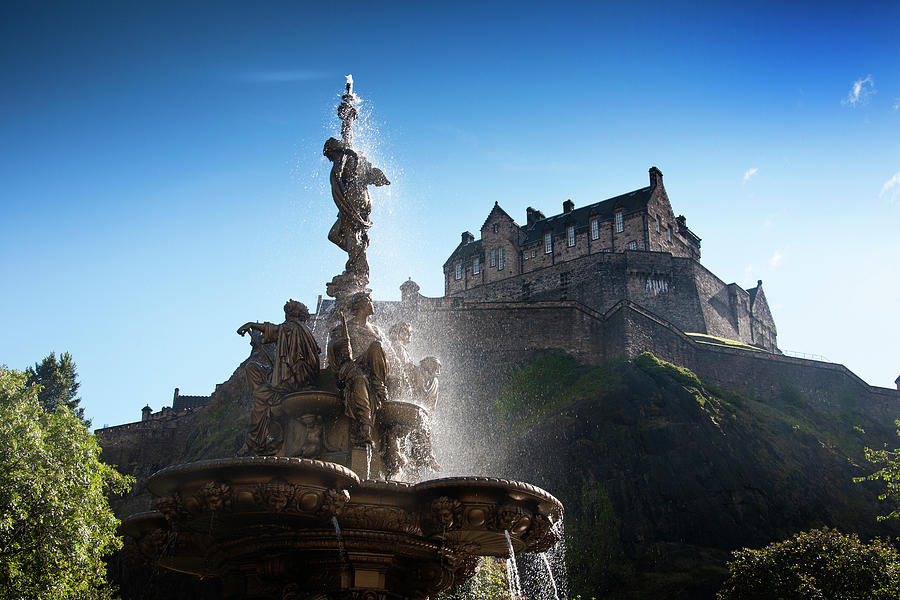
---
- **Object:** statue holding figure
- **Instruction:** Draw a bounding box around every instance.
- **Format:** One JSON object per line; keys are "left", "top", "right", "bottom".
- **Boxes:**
{"left": 237, "top": 300, "right": 321, "bottom": 455}
{"left": 323, "top": 137, "right": 390, "bottom": 287}
{"left": 323, "top": 75, "right": 390, "bottom": 292}
{"left": 327, "top": 311, "right": 380, "bottom": 446}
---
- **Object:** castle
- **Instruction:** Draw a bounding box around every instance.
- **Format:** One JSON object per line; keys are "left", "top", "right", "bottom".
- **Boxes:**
{"left": 442, "top": 167, "right": 778, "bottom": 352}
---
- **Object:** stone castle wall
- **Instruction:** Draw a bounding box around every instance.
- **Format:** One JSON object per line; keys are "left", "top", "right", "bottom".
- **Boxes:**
{"left": 439, "top": 249, "right": 777, "bottom": 351}
{"left": 375, "top": 295, "right": 896, "bottom": 425}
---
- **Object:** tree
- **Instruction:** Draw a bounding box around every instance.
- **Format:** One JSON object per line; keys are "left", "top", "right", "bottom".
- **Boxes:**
{"left": 717, "top": 527, "right": 900, "bottom": 600}
{"left": 0, "top": 366, "right": 132, "bottom": 600}
{"left": 858, "top": 419, "right": 900, "bottom": 521}
{"left": 437, "top": 557, "right": 510, "bottom": 600}
{"left": 25, "top": 351, "right": 86, "bottom": 422}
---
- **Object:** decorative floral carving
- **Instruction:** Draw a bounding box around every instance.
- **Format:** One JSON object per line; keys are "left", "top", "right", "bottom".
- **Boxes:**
{"left": 198, "top": 481, "right": 232, "bottom": 512}
{"left": 524, "top": 514, "right": 557, "bottom": 553}
{"left": 317, "top": 488, "right": 350, "bottom": 517}
{"left": 253, "top": 480, "right": 297, "bottom": 512}
{"left": 154, "top": 494, "right": 185, "bottom": 521}
{"left": 339, "top": 504, "right": 419, "bottom": 534}
{"left": 429, "top": 497, "right": 462, "bottom": 531}
{"left": 495, "top": 503, "right": 529, "bottom": 534}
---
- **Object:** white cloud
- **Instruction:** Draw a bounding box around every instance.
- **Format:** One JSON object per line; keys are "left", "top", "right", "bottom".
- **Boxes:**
{"left": 743, "top": 167, "right": 758, "bottom": 182}
{"left": 894, "top": 99, "right": 900, "bottom": 111}
{"left": 881, "top": 173, "right": 900, "bottom": 206}
{"left": 769, "top": 250, "right": 783, "bottom": 268}
{"left": 881, "top": 173, "right": 900, "bottom": 196}
{"left": 842, "top": 75, "right": 875, "bottom": 107}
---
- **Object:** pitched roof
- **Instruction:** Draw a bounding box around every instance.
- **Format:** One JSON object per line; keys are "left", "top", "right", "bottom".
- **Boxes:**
{"left": 521, "top": 186, "right": 652, "bottom": 245}
{"left": 480, "top": 201, "right": 518, "bottom": 231}
{"left": 747, "top": 280, "right": 763, "bottom": 308}
{"left": 443, "top": 238, "right": 484, "bottom": 268}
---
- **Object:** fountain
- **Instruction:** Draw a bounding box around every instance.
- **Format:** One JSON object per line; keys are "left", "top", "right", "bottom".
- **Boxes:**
{"left": 122, "top": 76, "right": 563, "bottom": 600}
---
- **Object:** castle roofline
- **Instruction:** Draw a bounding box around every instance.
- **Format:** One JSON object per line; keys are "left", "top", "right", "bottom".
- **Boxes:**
{"left": 480, "top": 201, "right": 519, "bottom": 232}
{"left": 520, "top": 186, "right": 652, "bottom": 244}
{"left": 443, "top": 237, "right": 483, "bottom": 268}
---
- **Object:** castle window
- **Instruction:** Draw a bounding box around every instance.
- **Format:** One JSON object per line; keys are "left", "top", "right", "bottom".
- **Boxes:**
{"left": 498, "top": 247, "right": 504, "bottom": 270}
{"left": 615, "top": 211, "right": 624, "bottom": 233}
{"left": 628, "top": 241, "right": 637, "bottom": 250}
{"left": 667, "top": 226, "right": 671, "bottom": 242}
{"left": 567, "top": 225, "right": 575, "bottom": 247}
{"left": 544, "top": 232, "right": 552, "bottom": 254}
{"left": 531, "top": 250, "right": 536, "bottom": 258}
{"left": 591, "top": 219, "right": 599, "bottom": 240}
{"left": 473, "top": 256, "right": 480, "bottom": 274}
{"left": 491, "top": 249, "right": 496, "bottom": 267}
{"left": 523, "top": 251, "right": 528, "bottom": 261}
{"left": 455, "top": 263, "right": 462, "bottom": 280}
{"left": 655, "top": 216, "right": 660, "bottom": 233}
{"left": 491, "top": 223, "right": 499, "bottom": 234}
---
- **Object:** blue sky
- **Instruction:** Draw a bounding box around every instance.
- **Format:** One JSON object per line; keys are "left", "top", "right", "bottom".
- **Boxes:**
{"left": 1, "top": 1, "right": 898, "bottom": 428}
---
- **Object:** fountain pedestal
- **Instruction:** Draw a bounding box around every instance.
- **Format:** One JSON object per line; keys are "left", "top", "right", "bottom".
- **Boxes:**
{"left": 124, "top": 458, "right": 562, "bottom": 600}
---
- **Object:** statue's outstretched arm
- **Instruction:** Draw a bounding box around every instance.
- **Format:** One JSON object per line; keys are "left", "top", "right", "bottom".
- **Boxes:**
{"left": 237, "top": 322, "right": 263, "bottom": 336}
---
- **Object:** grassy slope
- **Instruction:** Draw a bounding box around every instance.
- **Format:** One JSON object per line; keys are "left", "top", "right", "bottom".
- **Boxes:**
{"left": 496, "top": 351, "right": 900, "bottom": 600}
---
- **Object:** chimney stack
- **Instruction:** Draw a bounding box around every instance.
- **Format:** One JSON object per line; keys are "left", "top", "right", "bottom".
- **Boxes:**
{"left": 649, "top": 166, "right": 663, "bottom": 189}
{"left": 526, "top": 207, "right": 546, "bottom": 227}
{"left": 563, "top": 199, "right": 574, "bottom": 214}
{"left": 461, "top": 231, "right": 475, "bottom": 245}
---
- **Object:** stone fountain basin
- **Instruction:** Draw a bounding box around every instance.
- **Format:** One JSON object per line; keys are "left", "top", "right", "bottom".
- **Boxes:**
{"left": 125, "top": 457, "right": 563, "bottom": 578}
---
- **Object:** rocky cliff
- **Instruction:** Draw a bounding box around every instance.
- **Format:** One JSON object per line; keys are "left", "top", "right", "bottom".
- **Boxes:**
{"left": 492, "top": 351, "right": 900, "bottom": 599}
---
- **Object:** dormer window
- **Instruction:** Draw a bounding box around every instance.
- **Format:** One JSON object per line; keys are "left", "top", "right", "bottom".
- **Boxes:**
{"left": 615, "top": 211, "right": 624, "bottom": 233}
{"left": 544, "top": 232, "right": 552, "bottom": 254}
{"left": 667, "top": 226, "right": 672, "bottom": 242}
{"left": 591, "top": 219, "right": 599, "bottom": 240}
{"left": 655, "top": 216, "right": 660, "bottom": 233}
{"left": 473, "top": 256, "right": 480, "bottom": 274}
{"left": 498, "top": 247, "right": 504, "bottom": 270}
{"left": 567, "top": 225, "right": 575, "bottom": 247}
{"left": 455, "top": 263, "right": 462, "bottom": 280}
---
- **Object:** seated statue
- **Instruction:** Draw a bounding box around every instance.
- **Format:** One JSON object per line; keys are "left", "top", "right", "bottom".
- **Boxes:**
{"left": 237, "top": 300, "right": 320, "bottom": 455}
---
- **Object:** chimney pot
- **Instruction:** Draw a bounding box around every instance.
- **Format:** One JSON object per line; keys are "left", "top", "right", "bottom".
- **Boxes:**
{"left": 563, "top": 199, "right": 574, "bottom": 213}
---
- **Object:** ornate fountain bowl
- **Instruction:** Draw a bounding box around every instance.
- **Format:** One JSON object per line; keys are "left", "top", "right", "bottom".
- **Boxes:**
{"left": 123, "top": 457, "right": 563, "bottom": 599}
{"left": 415, "top": 476, "right": 563, "bottom": 555}
{"left": 377, "top": 400, "right": 427, "bottom": 432}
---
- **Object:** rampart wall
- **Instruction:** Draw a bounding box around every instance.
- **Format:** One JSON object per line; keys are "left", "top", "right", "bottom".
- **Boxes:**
{"left": 442, "top": 249, "right": 776, "bottom": 351}
{"left": 382, "top": 296, "right": 896, "bottom": 432}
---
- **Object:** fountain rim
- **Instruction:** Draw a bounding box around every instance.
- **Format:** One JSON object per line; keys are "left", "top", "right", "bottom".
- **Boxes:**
{"left": 414, "top": 476, "right": 563, "bottom": 515}
{"left": 146, "top": 456, "right": 361, "bottom": 495}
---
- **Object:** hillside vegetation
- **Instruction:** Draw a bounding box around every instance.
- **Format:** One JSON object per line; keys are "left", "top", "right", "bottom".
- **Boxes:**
{"left": 495, "top": 351, "right": 900, "bottom": 599}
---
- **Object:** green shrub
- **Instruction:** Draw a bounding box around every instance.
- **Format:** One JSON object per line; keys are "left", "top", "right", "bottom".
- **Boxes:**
{"left": 717, "top": 528, "right": 900, "bottom": 599}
